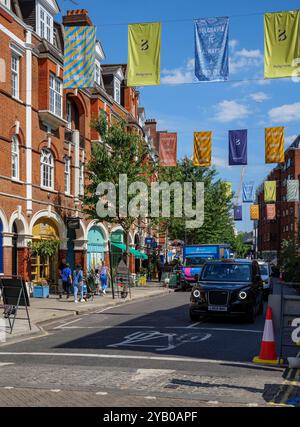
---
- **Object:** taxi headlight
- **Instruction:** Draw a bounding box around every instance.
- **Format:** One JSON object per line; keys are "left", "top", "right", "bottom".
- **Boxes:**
{"left": 239, "top": 291, "right": 247, "bottom": 300}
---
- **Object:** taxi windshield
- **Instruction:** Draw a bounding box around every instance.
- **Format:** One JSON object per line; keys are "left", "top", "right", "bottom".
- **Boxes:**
{"left": 201, "top": 263, "right": 252, "bottom": 282}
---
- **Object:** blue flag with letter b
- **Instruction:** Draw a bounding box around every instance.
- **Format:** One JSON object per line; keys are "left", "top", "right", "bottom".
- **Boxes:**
{"left": 194, "top": 16, "right": 229, "bottom": 82}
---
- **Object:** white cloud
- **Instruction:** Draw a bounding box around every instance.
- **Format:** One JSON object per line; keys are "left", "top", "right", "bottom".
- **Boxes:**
{"left": 161, "top": 58, "right": 195, "bottom": 84}
{"left": 214, "top": 100, "right": 250, "bottom": 123}
{"left": 229, "top": 39, "right": 239, "bottom": 50}
{"left": 269, "top": 102, "right": 300, "bottom": 123}
{"left": 237, "top": 48, "right": 262, "bottom": 59}
{"left": 230, "top": 47, "right": 263, "bottom": 75}
{"left": 249, "top": 92, "right": 270, "bottom": 103}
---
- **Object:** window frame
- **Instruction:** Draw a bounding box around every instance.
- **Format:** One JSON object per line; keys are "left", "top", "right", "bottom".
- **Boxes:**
{"left": 95, "top": 60, "right": 101, "bottom": 86}
{"left": 64, "top": 156, "right": 71, "bottom": 195}
{"left": 0, "top": 0, "right": 10, "bottom": 9}
{"left": 11, "top": 52, "right": 20, "bottom": 100}
{"left": 79, "top": 161, "right": 84, "bottom": 196}
{"left": 114, "top": 77, "right": 121, "bottom": 104}
{"left": 49, "top": 73, "right": 63, "bottom": 118}
{"left": 37, "top": 3, "right": 54, "bottom": 44}
{"left": 40, "top": 148, "right": 54, "bottom": 190}
{"left": 11, "top": 135, "right": 20, "bottom": 180}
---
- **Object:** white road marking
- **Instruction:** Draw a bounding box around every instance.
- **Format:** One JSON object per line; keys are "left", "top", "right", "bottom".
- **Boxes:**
{"left": 0, "top": 363, "right": 14, "bottom": 367}
{"left": 50, "top": 389, "right": 61, "bottom": 393}
{"left": 54, "top": 317, "right": 84, "bottom": 330}
{"left": 0, "top": 352, "right": 280, "bottom": 369}
{"left": 144, "top": 396, "right": 157, "bottom": 400}
{"left": 60, "top": 326, "right": 154, "bottom": 330}
{"left": 208, "top": 401, "right": 219, "bottom": 405}
{"left": 187, "top": 322, "right": 202, "bottom": 329}
{"left": 247, "top": 403, "right": 259, "bottom": 407}
{"left": 96, "top": 392, "right": 108, "bottom": 396}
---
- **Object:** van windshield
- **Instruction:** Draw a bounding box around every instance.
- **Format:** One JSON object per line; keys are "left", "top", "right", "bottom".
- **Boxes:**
{"left": 184, "top": 257, "right": 213, "bottom": 266}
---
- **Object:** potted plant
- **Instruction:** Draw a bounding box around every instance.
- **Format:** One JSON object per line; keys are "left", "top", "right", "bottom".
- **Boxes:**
{"left": 28, "top": 239, "right": 60, "bottom": 298}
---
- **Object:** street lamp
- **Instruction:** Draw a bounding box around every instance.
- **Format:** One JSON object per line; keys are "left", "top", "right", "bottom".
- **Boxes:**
{"left": 107, "top": 224, "right": 115, "bottom": 300}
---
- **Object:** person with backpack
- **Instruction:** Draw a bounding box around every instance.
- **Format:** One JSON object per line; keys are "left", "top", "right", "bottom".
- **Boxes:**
{"left": 100, "top": 260, "right": 110, "bottom": 295}
{"left": 73, "top": 264, "right": 85, "bottom": 303}
{"left": 61, "top": 263, "right": 72, "bottom": 299}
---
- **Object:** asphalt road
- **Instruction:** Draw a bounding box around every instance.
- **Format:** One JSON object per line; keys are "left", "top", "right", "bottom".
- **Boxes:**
{"left": 0, "top": 292, "right": 290, "bottom": 407}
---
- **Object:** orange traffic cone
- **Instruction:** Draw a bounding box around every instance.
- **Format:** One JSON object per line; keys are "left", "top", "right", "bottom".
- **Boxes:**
{"left": 253, "top": 307, "right": 283, "bottom": 365}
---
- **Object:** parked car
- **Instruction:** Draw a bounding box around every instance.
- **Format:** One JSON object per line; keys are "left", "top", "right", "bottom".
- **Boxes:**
{"left": 189, "top": 259, "right": 264, "bottom": 323}
{"left": 257, "top": 261, "right": 272, "bottom": 300}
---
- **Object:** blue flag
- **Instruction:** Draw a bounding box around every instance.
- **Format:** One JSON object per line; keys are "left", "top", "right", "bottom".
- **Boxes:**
{"left": 229, "top": 130, "right": 247, "bottom": 166}
{"left": 243, "top": 182, "right": 255, "bottom": 203}
{"left": 234, "top": 206, "right": 243, "bottom": 221}
{"left": 194, "top": 17, "right": 229, "bottom": 82}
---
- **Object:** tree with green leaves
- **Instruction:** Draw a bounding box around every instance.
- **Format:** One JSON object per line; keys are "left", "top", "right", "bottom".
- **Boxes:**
{"left": 82, "top": 113, "right": 155, "bottom": 261}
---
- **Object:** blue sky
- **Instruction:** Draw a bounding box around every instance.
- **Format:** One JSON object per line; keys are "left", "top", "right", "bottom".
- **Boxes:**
{"left": 62, "top": 0, "right": 300, "bottom": 232}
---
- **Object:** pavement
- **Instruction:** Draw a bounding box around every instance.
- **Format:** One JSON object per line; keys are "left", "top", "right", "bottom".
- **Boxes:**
{"left": 0, "top": 282, "right": 171, "bottom": 344}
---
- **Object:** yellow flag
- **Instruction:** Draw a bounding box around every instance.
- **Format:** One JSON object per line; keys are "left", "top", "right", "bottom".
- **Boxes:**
{"left": 264, "top": 181, "right": 277, "bottom": 202}
{"left": 193, "top": 132, "right": 212, "bottom": 167}
{"left": 127, "top": 22, "right": 161, "bottom": 87}
{"left": 264, "top": 11, "right": 300, "bottom": 79}
{"left": 250, "top": 205, "right": 259, "bottom": 220}
{"left": 265, "top": 127, "right": 284, "bottom": 164}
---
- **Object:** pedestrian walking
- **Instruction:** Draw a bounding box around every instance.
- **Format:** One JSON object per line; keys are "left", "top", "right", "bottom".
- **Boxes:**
{"left": 61, "top": 263, "right": 72, "bottom": 299}
{"left": 100, "top": 261, "right": 110, "bottom": 295}
{"left": 73, "top": 264, "right": 85, "bottom": 303}
{"left": 58, "top": 258, "right": 67, "bottom": 299}
{"left": 94, "top": 268, "right": 101, "bottom": 295}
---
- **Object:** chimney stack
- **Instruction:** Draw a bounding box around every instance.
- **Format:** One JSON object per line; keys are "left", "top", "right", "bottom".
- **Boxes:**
{"left": 63, "top": 9, "right": 92, "bottom": 27}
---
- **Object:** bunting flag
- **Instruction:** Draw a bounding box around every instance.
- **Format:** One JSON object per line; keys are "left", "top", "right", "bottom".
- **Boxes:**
{"left": 193, "top": 132, "right": 212, "bottom": 167}
{"left": 64, "top": 26, "right": 96, "bottom": 89}
{"left": 264, "top": 11, "right": 300, "bottom": 79}
{"left": 250, "top": 205, "right": 260, "bottom": 220}
{"left": 287, "top": 180, "right": 300, "bottom": 202}
{"left": 229, "top": 129, "right": 247, "bottom": 165}
{"left": 265, "top": 127, "right": 285, "bottom": 164}
{"left": 194, "top": 17, "right": 229, "bottom": 82}
{"left": 234, "top": 206, "right": 243, "bottom": 221}
{"left": 159, "top": 133, "right": 177, "bottom": 167}
{"left": 266, "top": 204, "right": 276, "bottom": 220}
{"left": 127, "top": 22, "right": 161, "bottom": 87}
{"left": 264, "top": 181, "right": 277, "bottom": 202}
{"left": 243, "top": 182, "right": 255, "bottom": 203}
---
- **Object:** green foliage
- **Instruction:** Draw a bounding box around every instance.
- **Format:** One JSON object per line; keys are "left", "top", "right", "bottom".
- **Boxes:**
{"left": 232, "top": 233, "right": 251, "bottom": 258}
{"left": 280, "top": 238, "right": 300, "bottom": 282}
{"left": 158, "top": 157, "right": 236, "bottom": 245}
{"left": 28, "top": 240, "right": 60, "bottom": 259}
{"left": 83, "top": 117, "right": 155, "bottom": 248}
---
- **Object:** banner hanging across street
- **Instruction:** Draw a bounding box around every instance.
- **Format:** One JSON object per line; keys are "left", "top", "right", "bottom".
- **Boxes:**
{"left": 228, "top": 129, "right": 247, "bottom": 165}
{"left": 265, "top": 127, "right": 285, "bottom": 164}
{"left": 193, "top": 131, "right": 212, "bottom": 167}
{"left": 266, "top": 204, "right": 276, "bottom": 220}
{"left": 287, "top": 180, "right": 300, "bottom": 202}
{"left": 194, "top": 16, "right": 229, "bottom": 82}
{"left": 243, "top": 182, "right": 255, "bottom": 203}
{"left": 127, "top": 22, "right": 161, "bottom": 87}
{"left": 250, "top": 205, "right": 260, "bottom": 220}
{"left": 264, "top": 10, "right": 300, "bottom": 79}
{"left": 159, "top": 133, "right": 177, "bottom": 167}
{"left": 234, "top": 206, "right": 243, "bottom": 221}
{"left": 64, "top": 26, "right": 96, "bottom": 89}
{"left": 264, "top": 181, "right": 276, "bottom": 202}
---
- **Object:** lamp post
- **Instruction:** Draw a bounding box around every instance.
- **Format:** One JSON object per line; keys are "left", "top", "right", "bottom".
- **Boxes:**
{"left": 107, "top": 224, "right": 115, "bottom": 300}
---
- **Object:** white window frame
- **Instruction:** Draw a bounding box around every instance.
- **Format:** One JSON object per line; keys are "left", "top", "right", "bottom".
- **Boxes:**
{"left": 64, "top": 156, "right": 71, "bottom": 195}
{"left": 95, "top": 60, "right": 101, "bottom": 86}
{"left": 79, "top": 162, "right": 84, "bottom": 196}
{"left": 40, "top": 149, "right": 54, "bottom": 190}
{"left": 50, "top": 73, "right": 62, "bottom": 118}
{"left": 114, "top": 77, "right": 121, "bottom": 104}
{"left": 11, "top": 135, "right": 19, "bottom": 180}
{"left": 0, "top": 0, "right": 11, "bottom": 9}
{"left": 11, "top": 53, "right": 20, "bottom": 100}
{"left": 37, "top": 3, "right": 54, "bottom": 44}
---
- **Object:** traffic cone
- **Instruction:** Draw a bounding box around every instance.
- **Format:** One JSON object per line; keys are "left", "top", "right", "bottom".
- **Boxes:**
{"left": 253, "top": 307, "right": 283, "bottom": 365}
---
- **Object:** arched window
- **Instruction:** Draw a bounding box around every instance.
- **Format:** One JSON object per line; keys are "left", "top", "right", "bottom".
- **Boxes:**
{"left": 11, "top": 135, "right": 19, "bottom": 180}
{"left": 40, "top": 149, "right": 54, "bottom": 189}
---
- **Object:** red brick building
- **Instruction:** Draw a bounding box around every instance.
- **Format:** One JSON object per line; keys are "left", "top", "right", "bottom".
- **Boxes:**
{"left": 257, "top": 136, "right": 300, "bottom": 258}
{"left": 0, "top": 1, "right": 157, "bottom": 283}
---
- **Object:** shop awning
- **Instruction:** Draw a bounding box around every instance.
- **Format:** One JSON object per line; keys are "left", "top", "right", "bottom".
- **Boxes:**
{"left": 129, "top": 248, "right": 148, "bottom": 260}
{"left": 111, "top": 242, "right": 127, "bottom": 252}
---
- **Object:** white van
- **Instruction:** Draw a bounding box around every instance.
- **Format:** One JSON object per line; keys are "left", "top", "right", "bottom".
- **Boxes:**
{"left": 258, "top": 261, "right": 272, "bottom": 300}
